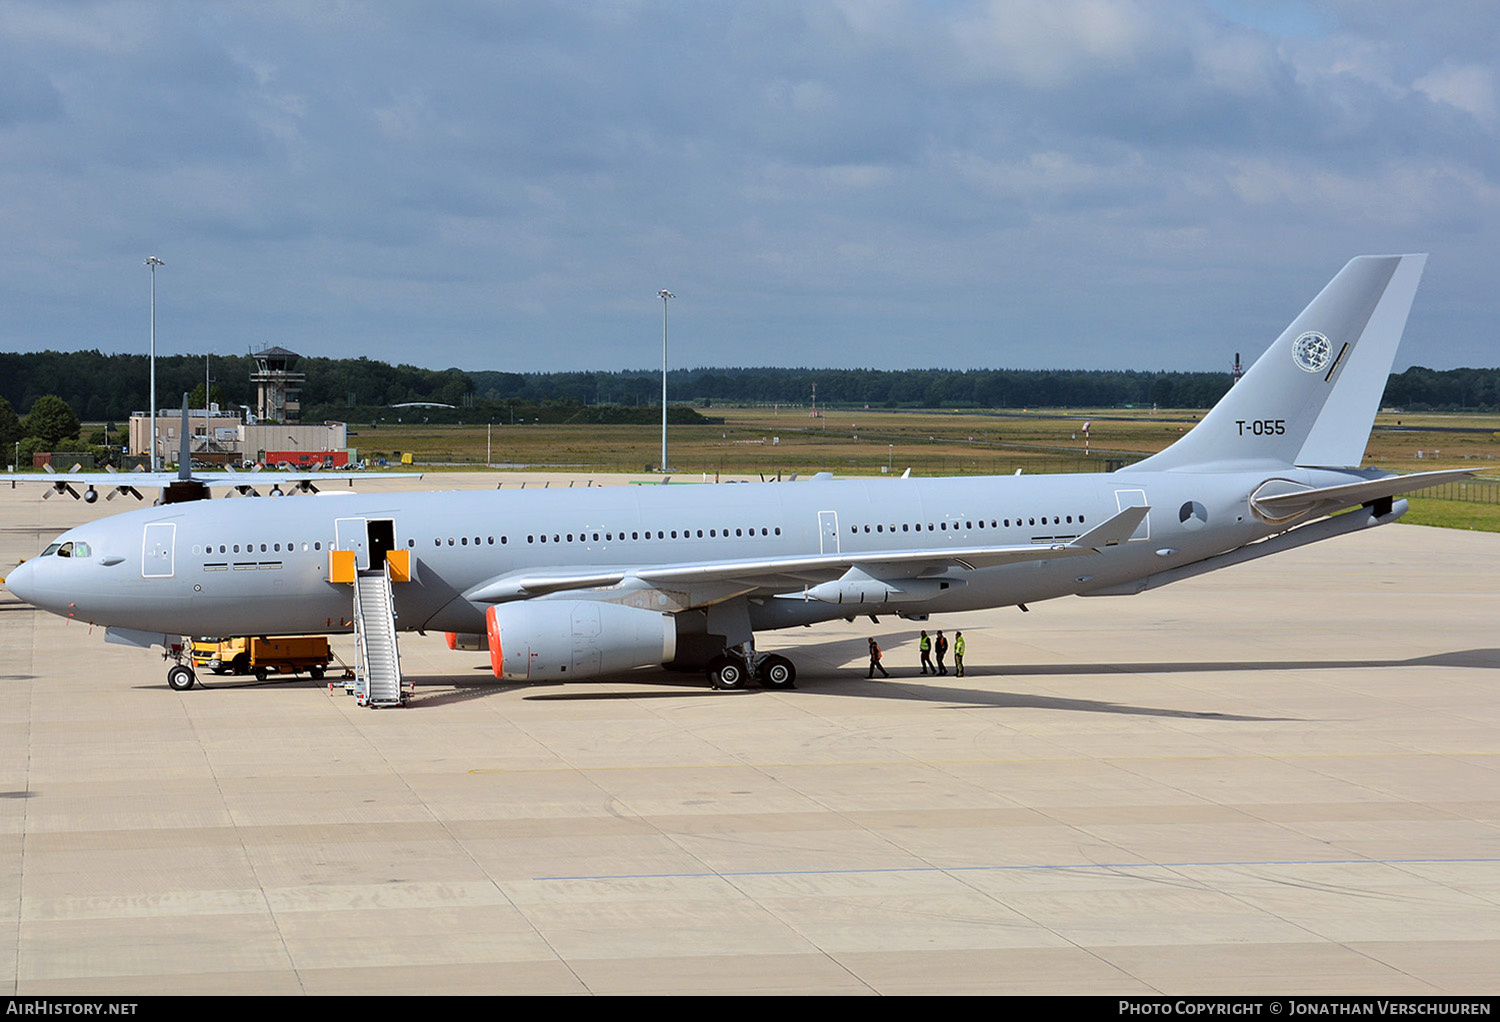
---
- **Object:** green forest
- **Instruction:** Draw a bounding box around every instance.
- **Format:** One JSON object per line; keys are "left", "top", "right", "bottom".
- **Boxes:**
{"left": 2, "top": 350, "right": 1498, "bottom": 433}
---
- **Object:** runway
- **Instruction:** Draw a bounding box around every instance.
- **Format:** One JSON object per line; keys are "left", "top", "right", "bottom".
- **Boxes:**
{"left": 2, "top": 474, "right": 1498, "bottom": 995}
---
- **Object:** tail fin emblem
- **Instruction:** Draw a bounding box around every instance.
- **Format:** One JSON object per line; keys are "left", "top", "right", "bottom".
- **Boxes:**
{"left": 1292, "top": 331, "right": 1332, "bottom": 373}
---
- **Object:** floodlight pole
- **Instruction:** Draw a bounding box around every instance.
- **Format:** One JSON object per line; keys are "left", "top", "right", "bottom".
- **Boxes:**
{"left": 658, "top": 289, "right": 675, "bottom": 472}
{"left": 145, "top": 256, "right": 165, "bottom": 472}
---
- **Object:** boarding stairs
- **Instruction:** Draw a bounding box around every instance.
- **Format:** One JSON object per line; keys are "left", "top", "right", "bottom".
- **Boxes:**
{"left": 352, "top": 563, "right": 406, "bottom": 707}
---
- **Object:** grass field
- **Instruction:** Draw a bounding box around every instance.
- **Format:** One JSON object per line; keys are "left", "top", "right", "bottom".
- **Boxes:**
{"left": 1402, "top": 497, "right": 1500, "bottom": 533}
{"left": 353, "top": 405, "right": 1500, "bottom": 479}
{"left": 77, "top": 404, "right": 1500, "bottom": 530}
{"left": 358, "top": 405, "right": 1500, "bottom": 531}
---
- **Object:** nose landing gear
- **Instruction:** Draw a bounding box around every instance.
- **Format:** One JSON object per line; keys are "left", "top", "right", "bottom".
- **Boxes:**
{"left": 163, "top": 640, "right": 196, "bottom": 690}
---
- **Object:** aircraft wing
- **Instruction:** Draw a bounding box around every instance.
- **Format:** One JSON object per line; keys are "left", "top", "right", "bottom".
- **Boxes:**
{"left": 462, "top": 504, "right": 1149, "bottom": 606}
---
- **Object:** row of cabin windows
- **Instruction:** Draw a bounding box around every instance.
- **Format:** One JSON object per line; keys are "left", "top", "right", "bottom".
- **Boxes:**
{"left": 190, "top": 513, "right": 1087, "bottom": 559}
{"left": 198, "top": 542, "right": 322, "bottom": 555}
{"left": 850, "top": 514, "right": 1085, "bottom": 535}
{"left": 524, "top": 526, "right": 781, "bottom": 544}
{"left": 400, "top": 527, "right": 788, "bottom": 548}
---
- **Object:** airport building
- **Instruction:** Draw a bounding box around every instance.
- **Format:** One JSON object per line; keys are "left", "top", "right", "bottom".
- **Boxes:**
{"left": 127, "top": 409, "right": 349, "bottom": 467}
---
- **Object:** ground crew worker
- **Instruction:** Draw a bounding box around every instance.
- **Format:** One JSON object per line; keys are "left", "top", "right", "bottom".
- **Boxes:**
{"left": 919, "top": 630, "right": 934, "bottom": 675}
{"left": 954, "top": 631, "right": 965, "bottom": 677}
{"left": 867, "top": 637, "right": 890, "bottom": 678}
{"left": 935, "top": 631, "right": 948, "bottom": 675}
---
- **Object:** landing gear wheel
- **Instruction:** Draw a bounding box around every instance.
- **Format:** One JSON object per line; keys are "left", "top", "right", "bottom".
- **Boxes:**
{"left": 757, "top": 654, "right": 796, "bottom": 689}
{"left": 167, "top": 665, "right": 196, "bottom": 691}
{"left": 707, "top": 656, "right": 749, "bottom": 690}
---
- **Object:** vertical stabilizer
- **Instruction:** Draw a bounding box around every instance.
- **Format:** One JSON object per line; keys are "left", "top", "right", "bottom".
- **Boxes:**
{"left": 1126, "top": 255, "right": 1426, "bottom": 473}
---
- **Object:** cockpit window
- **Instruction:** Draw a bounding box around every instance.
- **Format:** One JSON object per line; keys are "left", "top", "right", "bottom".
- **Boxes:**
{"left": 40, "top": 540, "right": 88, "bottom": 558}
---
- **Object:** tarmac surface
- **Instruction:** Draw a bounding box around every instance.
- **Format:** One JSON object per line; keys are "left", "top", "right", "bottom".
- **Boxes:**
{"left": 1, "top": 471, "right": 1498, "bottom": 995}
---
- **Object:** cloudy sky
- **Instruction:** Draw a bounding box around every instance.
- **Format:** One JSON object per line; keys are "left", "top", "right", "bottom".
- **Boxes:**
{"left": 0, "top": 1, "right": 1495, "bottom": 375}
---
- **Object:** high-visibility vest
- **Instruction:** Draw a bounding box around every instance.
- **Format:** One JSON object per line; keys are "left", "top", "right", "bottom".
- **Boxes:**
{"left": 955, "top": 636, "right": 966, "bottom": 655}
{"left": 919, "top": 635, "right": 931, "bottom": 652}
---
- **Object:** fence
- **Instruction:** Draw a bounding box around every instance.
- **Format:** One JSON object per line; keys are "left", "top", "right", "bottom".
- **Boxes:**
{"left": 1410, "top": 477, "right": 1500, "bottom": 504}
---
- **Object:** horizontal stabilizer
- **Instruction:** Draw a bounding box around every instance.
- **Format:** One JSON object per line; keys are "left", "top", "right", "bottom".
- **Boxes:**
{"left": 1252, "top": 469, "right": 1472, "bottom": 520}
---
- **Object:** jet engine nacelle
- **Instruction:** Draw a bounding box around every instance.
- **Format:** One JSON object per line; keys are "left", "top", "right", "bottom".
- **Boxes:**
{"left": 485, "top": 600, "right": 676, "bottom": 682}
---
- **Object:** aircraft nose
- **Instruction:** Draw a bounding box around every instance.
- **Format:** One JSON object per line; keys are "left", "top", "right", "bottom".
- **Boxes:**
{"left": 4, "top": 558, "right": 37, "bottom": 605}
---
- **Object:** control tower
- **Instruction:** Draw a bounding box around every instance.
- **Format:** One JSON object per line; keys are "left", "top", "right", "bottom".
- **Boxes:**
{"left": 251, "top": 346, "right": 305, "bottom": 422}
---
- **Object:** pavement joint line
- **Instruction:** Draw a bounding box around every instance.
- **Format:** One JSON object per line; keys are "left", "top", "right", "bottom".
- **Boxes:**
{"left": 468, "top": 750, "right": 1500, "bottom": 774}
{"left": 533, "top": 855, "right": 1500, "bottom": 883}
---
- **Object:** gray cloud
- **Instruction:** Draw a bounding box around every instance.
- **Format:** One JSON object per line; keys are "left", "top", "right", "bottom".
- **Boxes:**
{"left": 0, "top": 0, "right": 1494, "bottom": 374}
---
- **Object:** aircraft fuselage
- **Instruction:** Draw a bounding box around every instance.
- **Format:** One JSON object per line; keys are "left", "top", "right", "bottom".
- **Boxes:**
{"left": 6, "top": 467, "right": 1376, "bottom": 640}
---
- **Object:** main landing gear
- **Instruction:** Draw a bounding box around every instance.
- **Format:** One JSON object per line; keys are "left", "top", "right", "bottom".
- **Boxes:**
{"left": 706, "top": 643, "right": 797, "bottom": 691}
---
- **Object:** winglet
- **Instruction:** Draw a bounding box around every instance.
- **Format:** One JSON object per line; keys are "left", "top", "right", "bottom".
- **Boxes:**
{"left": 1068, "top": 504, "right": 1149, "bottom": 549}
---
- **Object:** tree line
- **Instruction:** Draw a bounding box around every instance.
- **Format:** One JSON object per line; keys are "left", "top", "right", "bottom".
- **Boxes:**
{"left": 2, "top": 351, "right": 1498, "bottom": 435}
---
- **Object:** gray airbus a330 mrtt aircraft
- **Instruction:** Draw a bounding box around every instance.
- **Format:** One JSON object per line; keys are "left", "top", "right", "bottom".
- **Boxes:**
{"left": 3, "top": 255, "right": 1470, "bottom": 695}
